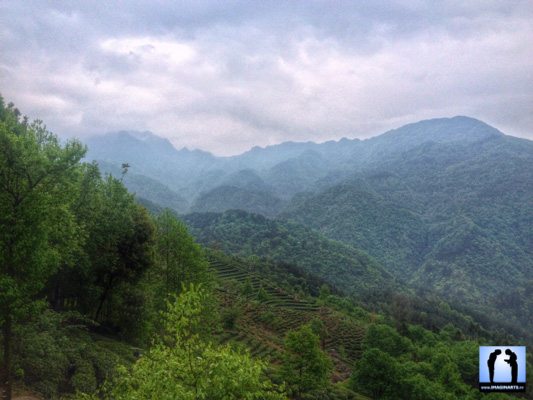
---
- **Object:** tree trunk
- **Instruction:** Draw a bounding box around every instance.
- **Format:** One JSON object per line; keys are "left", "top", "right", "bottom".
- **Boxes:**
{"left": 94, "top": 274, "right": 114, "bottom": 322}
{"left": 1, "top": 314, "right": 12, "bottom": 400}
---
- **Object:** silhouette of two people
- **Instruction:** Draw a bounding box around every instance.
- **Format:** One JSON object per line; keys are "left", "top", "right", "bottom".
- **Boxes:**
{"left": 487, "top": 348, "right": 518, "bottom": 384}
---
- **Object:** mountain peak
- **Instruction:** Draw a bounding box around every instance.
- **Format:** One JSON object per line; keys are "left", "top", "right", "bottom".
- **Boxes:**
{"left": 378, "top": 116, "right": 504, "bottom": 145}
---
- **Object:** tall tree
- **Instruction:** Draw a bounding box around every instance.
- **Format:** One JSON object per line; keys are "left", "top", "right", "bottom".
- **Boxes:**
{"left": 280, "top": 324, "right": 332, "bottom": 399}
{"left": 0, "top": 97, "right": 85, "bottom": 399}
{"left": 350, "top": 348, "right": 399, "bottom": 399}
{"left": 86, "top": 175, "right": 154, "bottom": 325}
{"left": 154, "top": 209, "right": 210, "bottom": 294}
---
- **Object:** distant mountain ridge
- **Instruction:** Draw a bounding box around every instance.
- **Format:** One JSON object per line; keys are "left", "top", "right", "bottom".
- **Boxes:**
{"left": 85, "top": 115, "right": 533, "bottom": 338}
{"left": 86, "top": 116, "right": 507, "bottom": 210}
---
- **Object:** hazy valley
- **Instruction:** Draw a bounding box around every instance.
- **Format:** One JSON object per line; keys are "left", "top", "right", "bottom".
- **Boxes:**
{"left": 87, "top": 116, "right": 533, "bottom": 342}
{"left": 1, "top": 106, "right": 532, "bottom": 400}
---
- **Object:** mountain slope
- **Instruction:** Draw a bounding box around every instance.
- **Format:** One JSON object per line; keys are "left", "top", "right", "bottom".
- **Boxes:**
{"left": 183, "top": 210, "right": 396, "bottom": 297}
{"left": 281, "top": 133, "right": 533, "bottom": 336}
{"left": 282, "top": 182, "right": 428, "bottom": 275}
{"left": 95, "top": 160, "right": 189, "bottom": 212}
{"left": 85, "top": 130, "right": 220, "bottom": 196}
{"left": 84, "top": 118, "right": 532, "bottom": 338}
{"left": 191, "top": 186, "right": 284, "bottom": 217}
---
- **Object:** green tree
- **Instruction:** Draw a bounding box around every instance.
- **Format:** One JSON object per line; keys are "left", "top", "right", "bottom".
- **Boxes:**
{"left": 350, "top": 348, "right": 399, "bottom": 399}
{"left": 103, "top": 285, "right": 285, "bottom": 400}
{"left": 47, "top": 161, "right": 102, "bottom": 312}
{"left": 154, "top": 209, "right": 210, "bottom": 293}
{"left": 139, "top": 209, "right": 212, "bottom": 338}
{"left": 84, "top": 175, "right": 154, "bottom": 324}
{"left": 363, "top": 323, "right": 413, "bottom": 357}
{"left": 309, "top": 318, "right": 327, "bottom": 350}
{"left": 280, "top": 324, "right": 332, "bottom": 399}
{"left": 0, "top": 98, "right": 85, "bottom": 399}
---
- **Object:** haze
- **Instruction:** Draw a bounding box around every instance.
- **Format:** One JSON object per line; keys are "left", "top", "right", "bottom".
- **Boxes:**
{"left": 1, "top": 0, "right": 532, "bottom": 155}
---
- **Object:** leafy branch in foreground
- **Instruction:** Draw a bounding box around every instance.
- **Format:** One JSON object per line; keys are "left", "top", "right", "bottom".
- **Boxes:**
{"left": 86, "top": 284, "right": 286, "bottom": 400}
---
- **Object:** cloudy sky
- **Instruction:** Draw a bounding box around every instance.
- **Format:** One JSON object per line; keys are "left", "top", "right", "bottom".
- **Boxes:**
{"left": 1, "top": 1, "right": 532, "bottom": 155}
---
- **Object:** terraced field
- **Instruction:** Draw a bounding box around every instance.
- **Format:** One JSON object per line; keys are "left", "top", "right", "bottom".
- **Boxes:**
{"left": 208, "top": 254, "right": 368, "bottom": 380}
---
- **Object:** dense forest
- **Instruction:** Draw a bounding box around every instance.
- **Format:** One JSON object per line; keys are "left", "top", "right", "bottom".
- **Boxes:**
{"left": 1, "top": 96, "right": 532, "bottom": 400}
{"left": 88, "top": 116, "right": 533, "bottom": 342}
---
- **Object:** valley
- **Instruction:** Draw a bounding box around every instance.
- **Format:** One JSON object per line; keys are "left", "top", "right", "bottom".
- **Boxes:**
{"left": 2, "top": 98, "right": 531, "bottom": 399}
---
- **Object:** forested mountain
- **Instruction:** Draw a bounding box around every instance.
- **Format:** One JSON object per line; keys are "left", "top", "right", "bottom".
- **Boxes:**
{"left": 85, "top": 130, "right": 222, "bottom": 200}
{"left": 96, "top": 160, "right": 189, "bottom": 212}
{"left": 2, "top": 96, "right": 532, "bottom": 400}
{"left": 86, "top": 116, "right": 533, "bottom": 338}
{"left": 281, "top": 133, "right": 533, "bottom": 336}
{"left": 183, "top": 208, "right": 532, "bottom": 342}
{"left": 191, "top": 186, "right": 284, "bottom": 217}
{"left": 4, "top": 93, "right": 533, "bottom": 400}
{"left": 85, "top": 116, "right": 517, "bottom": 214}
{"left": 184, "top": 210, "right": 395, "bottom": 296}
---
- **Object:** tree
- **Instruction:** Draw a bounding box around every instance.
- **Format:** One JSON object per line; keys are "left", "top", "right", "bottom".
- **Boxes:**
{"left": 350, "top": 348, "right": 399, "bottom": 399}
{"left": 137, "top": 209, "right": 212, "bottom": 337}
{"left": 154, "top": 209, "right": 210, "bottom": 294}
{"left": 102, "top": 285, "right": 286, "bottom": 400}
{"left": 82, "top": 175, "right": 154, "bottom": 325}
{"left": 0, "top": 98, "right": 85, "bottom": 399}
{"left": 47, "top": 161, "right": 102, "bottom": 312}
{"left": 280, "top": 324, "right": 332, "bottom": 399}
{"left": 309, "top": 318, "right": 327, "bottom": 350}
{"left": 363, "top": 323, "right": 413, "bottom": 357}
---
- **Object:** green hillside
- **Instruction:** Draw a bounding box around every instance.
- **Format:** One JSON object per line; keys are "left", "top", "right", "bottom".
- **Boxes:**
{"left": 280, "top": 135, "right": 533, "bottom": 339}
{"left": 4, "top": 96, "right": 531, "bottom": 400}
{"left": 183, "top": 210, "right": 396, "bottom": 297}
{"left": 202, "top": 250, "right": 530, "bottom": 400}
{"left": 191, "top": 186, "right": 284, "bottom": 217}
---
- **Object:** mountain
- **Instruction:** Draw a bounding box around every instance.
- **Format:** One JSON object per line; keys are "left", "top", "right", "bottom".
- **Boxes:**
{"left": 281, "top": 132, "right": 533, "bottom": 337}
{"left": 84, "top": 116, "right": 508, "bottom": 214}
{"left": 282, "top": 182, "right": 429, "bottom": 275}
{"left": 191, "top": 186, "right": 284, "bottom": 217}
{"left": 85, "top": 130, "right": 220, "bottom": 198}
{"left": 183, "top": 209, "right": 396, "bottom": 297}
{"left": 95, "top": 160, "right": 189, "bottom": 213}
{"left": 84, "top": 117, "right": 532, "bottom": 338}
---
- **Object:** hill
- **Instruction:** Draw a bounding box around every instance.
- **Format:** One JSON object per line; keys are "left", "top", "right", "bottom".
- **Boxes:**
{"left": 281, "top": 134, "right": 533, "bottom": 338}
{"left": 84, "top": 117, "right": 533, "bottom": 339}
{"left": 5, "top": 94, "right": 531, "bottom": 400}
{"left": 96, "top": 160, "right": 189, "bottom": 213}
{"left": 191, "top": 186, "right": 284, "bottom": 217}
{"left": 183, "top": 210, "right": 396, "bottom": 297}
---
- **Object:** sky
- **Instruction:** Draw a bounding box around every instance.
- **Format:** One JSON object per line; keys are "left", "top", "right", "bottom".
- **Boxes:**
{"left": 1, "top": 1, "right": 532, "bottom": 156}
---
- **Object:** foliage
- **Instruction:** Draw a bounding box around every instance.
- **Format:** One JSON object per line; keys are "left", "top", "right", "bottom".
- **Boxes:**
{"left": 184, "top": 210, "right": 395, "bottom": 298}
{"left": 154, "top": 209, "right": 210, "bottom": 294}
{"left": 281, "top": 324, "right": 332, "bottom": 399}
{"left": 350, "top": 322, "right": 527, "bottom": 400}
{"left": 102, "top": 285, "right": 286, "bottom": 400}
{"left": 0, "top": 97, "right": 86, "bottom": 398}
{"left": 13, "top": 307, "right": 135, "bottom": 399}
{"left": 350, "top": 348, "right": 399, "bottom": 399}
{"left": 192, "top": 185, "right": 284, "bottom": 218}
{"left": 363, "top": 324, "right": 413, "bottom": 357}
{"left": 281, "top": 134, "right": 533, "bottom": 339}
{"left": 3, "top": 97, "right": 530, "bottom": 400}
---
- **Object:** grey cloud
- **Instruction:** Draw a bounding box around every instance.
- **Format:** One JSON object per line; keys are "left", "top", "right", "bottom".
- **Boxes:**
{"left": 0, "top": 1, "right": 532, "bottom": 155}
